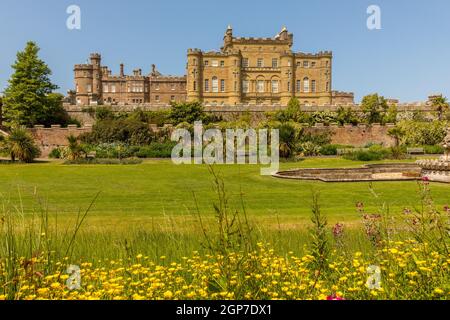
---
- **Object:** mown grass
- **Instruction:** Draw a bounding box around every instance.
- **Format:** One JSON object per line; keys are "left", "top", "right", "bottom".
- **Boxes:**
{"left": 0, "top": 158, "right": 448, "bottom": 227}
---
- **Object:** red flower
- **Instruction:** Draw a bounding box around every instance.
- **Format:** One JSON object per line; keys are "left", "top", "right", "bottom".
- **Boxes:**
{"left": 327, "top": 294, "right": 345, "bottom": 300}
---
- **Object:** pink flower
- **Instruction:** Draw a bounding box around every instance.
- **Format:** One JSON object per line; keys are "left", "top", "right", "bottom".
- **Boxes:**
{"left": 333, "top": 223, "right": 344, "bottom": 238}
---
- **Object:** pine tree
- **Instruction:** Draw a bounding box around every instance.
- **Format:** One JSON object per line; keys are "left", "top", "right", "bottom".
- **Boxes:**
{"left": 3, "top": 41, "right": 59, "bottom": 127}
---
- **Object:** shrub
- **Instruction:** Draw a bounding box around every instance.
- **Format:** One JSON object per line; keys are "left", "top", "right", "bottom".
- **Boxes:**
{"left": 300, "top": 142, "right": 322, "bottom": 156}
{"left": 81, "top": 118, "right": 154, "bottom": 145}
{"left": 90, "top": 142, "right": 177, "bottom": 159}
{"left": 320, "top": 144, "right": 353, "bottom": 156}
{"left": 64, "top": 157, "right": 143, "bottom": 165}
{"left": 343, "top": 145, "right": 391, "bottom": 161}
{"left": 336, "top": 107, "right": 359, "bottom": 125}
{"left": 278, "top": 122, "right": 303, "bottom": 158}
{"left": 169, "top": 102, "right": 219, "bottom": 125}
{"left": 134, "top": 142, "right": 177, "bottom": 158}
{"left": 396, "top": 120, "right": 447, "bottom": 146}
{"left": 48, "top": 147, "right": 62, "bottom": 159}
{"left": 300, "top": 131, "right": 332, "bottom": 146}
{"left": 423, "top": 145, "right": 445, "bottom": 154}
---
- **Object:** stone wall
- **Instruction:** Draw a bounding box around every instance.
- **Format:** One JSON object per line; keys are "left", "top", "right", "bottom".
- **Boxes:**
{"left": 64, "top": 102, "right": 436, "bottom": 126}
{"left": 28, "top": 125, "right": 92, "bottom": 158}
{"left": 304, "top": 123, "right": 396, "bottom": 147}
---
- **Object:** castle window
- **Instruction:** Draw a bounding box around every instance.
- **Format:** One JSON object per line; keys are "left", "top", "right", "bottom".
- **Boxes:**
{"left": 155, "top": 84, "right": 160, "bottom": 91}
{"left": 204, "top": 60, "right": 209, "bottom": 66}
{"left": 211, "top": 60, "right": 219, "bottom": 67}
{"left": 311, "top": 80, "right": 316, "bottom": 93}
{"left": 303, "top": 77, "right": 310, "bottom": 93}
{"left": 193, "top": 81, "right": 197, "bottom": 91}
{"left": 311, "top": 62, "right": 316, "bottom": 68}
{"left": 205, "top": 79, "right": 209, "bottom": 92}
{"left": 272, "top": 59, "right": 278, "bottom": 68}
{"left": 220, "top": 80, "right": 225, "bottom": 92}
{"left": 256, "top": 80, "right": 264, "bottom": 93}
{"left": 296, "top": 80, "right": 301, "bottom": 93}
{"left": 303, "top": 61, "right": 309, "bottom": 68}
{"left": 296, "top": 61, "right": 301, "bottom": 67}
{"left": 155, "top": 95, "right": 160, "bottom": 102}
{"left": 234, "top": 60, "right": 238, "bottom": 66}
{"left": 212, "top": 77, "right": 219, "bottom": 93}
{"left": 171, "top": 84, "right": 175, "bottom": 91}
{"left": 220, "top": 61, "right": 225, "bottom": 67}
{"left": 171, "top": 96, "right": 175, "bottom": 101}
{"left": 104, "top": 84, "right": 109, "bottom": 93}
{"left": 234, "top": 81, "right": 237, "bottom": 92}
{"left": 87, "top": 84, "right": 92, "bottom": 93}
{"left": 242, "top": 80, "right": 249, "bottom": 93}
{"left": 242, "top": 58, "right": 249, "bottom": 68}
{"left": 287, "top": 81, "right": 290, "bottom": 92}
{"left": 326, "top": 82, "right": 329, "bottom": 91}
{"left": 271, "top": 80, "right": 279, "bottom": 93}
{"left": 257, "top": 58, "right": 264, "bottom": 68}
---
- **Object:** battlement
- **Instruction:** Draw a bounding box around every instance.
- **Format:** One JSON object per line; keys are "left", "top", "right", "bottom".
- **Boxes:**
{"left": 188, "top": 48, "right": 203, "bottom": 54}
{"left": 295, "top": 51, "right": 333, "bottom": 58}
{"left": 74, "top": 64, "right": 93, "bottom": 70}
{"left": 90, "top": 53, "right": 101, "bottom": 59}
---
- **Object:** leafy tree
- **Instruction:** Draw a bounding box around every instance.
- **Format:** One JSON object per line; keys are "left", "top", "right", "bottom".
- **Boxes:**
{"left": 336, "top": 107, "right": 359, "bottom": 125}
{"left": 2, "top": 42, "right": 66, "bottom": 127}
{"left": 396, "top": 120, "right": 447, "bottom": 146}
{"left": 383, "top": 105, "right": 398, "bottom": 124}
{"left": 430, "top": 95, "right": 449, "bottom": 121}
{"left": 1, "top": 127, "right": 40, "bottom": 162}
{"left": 0, "top": 96, "right": 3, "bottom": 126}
{"left": 287, "top": 97, "right": 301, "bottom": 115}
{"left": 169, "top": 102, "right": 210, "bottom": 125}
{"left": 360, "top": 94, "right": 389, "bottom": 124}
{"left": 274, "top": 97, "right": 310, "bottom": 123}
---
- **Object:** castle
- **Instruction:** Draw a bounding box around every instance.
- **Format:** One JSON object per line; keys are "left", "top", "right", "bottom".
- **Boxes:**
{"left": 73, "top": 27, "right": 354, "bottom": 107}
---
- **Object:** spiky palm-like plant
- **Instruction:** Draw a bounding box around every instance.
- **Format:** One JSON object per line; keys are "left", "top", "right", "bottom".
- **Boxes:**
{"left": 4, "top": 127, "right": 40, "bottom": 163}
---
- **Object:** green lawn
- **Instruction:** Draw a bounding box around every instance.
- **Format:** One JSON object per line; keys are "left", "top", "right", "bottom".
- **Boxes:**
{"left": 0, "top": 158, "right": 448, "bottom": 231}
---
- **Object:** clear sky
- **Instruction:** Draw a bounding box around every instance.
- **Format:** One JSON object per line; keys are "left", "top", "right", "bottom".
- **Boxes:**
{"left": 0, "top": 0, "right": 449, "bottom": 102}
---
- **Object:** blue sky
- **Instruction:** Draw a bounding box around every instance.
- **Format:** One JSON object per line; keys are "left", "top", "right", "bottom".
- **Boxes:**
{"left": 0, "top": 0, "right": 449, "bottom": 102}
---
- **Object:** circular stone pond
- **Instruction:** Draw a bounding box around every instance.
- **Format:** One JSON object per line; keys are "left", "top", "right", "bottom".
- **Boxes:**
{"left": 273, "top": 163, "right": 422, "bottom": 183}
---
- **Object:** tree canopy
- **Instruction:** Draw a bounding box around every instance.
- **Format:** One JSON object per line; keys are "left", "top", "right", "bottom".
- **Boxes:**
{"left": 2, "top": 41, "right": 69, "bottom": 127}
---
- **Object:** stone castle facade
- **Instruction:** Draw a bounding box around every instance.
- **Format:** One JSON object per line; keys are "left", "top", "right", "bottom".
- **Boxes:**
{"left": 73, "top": 27, "right": 354, "bottom": 107}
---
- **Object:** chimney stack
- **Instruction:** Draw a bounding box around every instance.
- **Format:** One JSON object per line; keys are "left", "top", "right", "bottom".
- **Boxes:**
{"left": 120, "top": 63, "right": 124, "bottom": 77}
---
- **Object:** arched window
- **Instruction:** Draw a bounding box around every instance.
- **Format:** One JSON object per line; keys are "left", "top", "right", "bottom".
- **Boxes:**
{"left": 212, "top": 77, "right": 219, "bottom": 93}
{"left": 303, "top": 77, "right": 310, "bottom": 93}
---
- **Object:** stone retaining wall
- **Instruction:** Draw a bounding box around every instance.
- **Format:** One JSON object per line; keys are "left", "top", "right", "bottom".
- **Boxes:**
{"left": 28, "top": 125, "right": 92, "bottom": 158}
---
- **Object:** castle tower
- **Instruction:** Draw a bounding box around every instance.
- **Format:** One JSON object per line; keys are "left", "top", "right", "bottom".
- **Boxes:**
{"left": 90, "top": 53, "right": 102, "bottom": 104}
{"left": 187, "top": 49, "right": 203, "bottom": 102}
{"left": 74, "top": 63, "right": 94, "bottom": 105}
{"left": 228, "top": 50, "right": 242, "bottom": 105}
